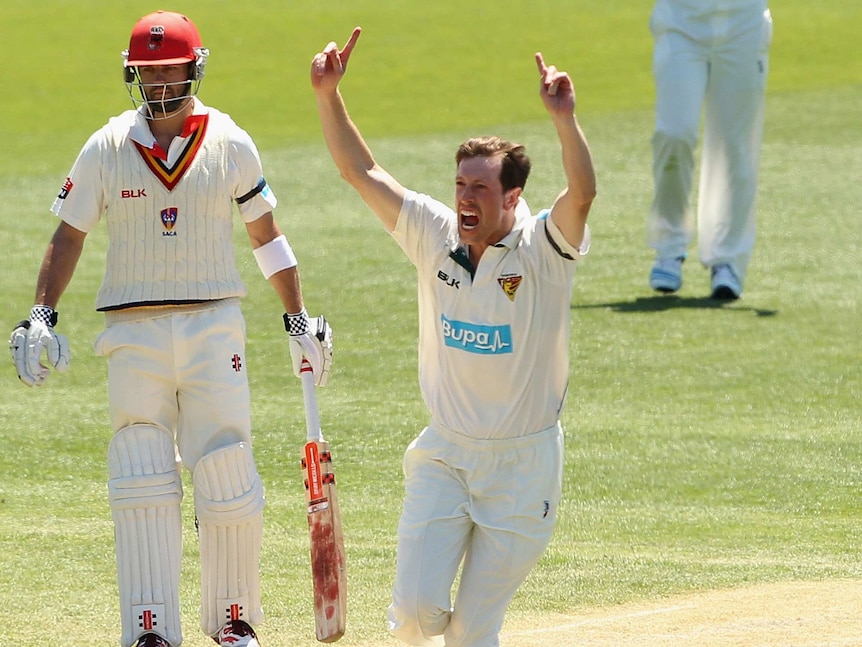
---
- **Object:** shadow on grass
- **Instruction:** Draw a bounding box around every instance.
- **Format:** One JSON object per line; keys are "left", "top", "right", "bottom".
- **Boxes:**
{"left": 573, "top": 295, "right": 778, "bottom": 317}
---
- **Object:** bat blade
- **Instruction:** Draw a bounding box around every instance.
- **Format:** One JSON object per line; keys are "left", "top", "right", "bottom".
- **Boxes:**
{"left": 304, "top": 439, "right": 347, "bottom": 642}
{"left": 301, "top": 362, "right": 347, "bottom": 642}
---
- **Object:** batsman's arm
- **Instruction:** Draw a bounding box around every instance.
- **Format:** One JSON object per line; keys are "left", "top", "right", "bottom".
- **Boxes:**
{"left": 246, "top": 212, "right": 303, "bottom": 314}
{"left": 9, "top": 221, "right": 82, "bottom": 386}
{"left": 245, "top": 213, "right": 333, "bottom": 387}
{"left": 34, "top": 221, "right": 87, "bottom": 309}
{"left": 311, "top": 27, "right": 405, "bottom": 233}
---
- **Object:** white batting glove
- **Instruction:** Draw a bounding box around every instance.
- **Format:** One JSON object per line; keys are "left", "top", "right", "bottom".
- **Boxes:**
{"left": 285, "top": 308, "right": 333, "bottom": 386}
{"left": 9, "top": 305, "right": 71, "bottom": 387}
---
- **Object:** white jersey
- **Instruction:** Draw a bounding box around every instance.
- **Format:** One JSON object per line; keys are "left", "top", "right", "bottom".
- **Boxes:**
{"left": 391, "top": 190, "right": 590, "bottom": 440}
{"left": 51, "top": 98, "right": 277, "bottom": 311}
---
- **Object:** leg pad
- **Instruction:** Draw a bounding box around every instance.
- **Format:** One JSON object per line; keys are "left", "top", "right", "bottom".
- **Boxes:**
{"left": 194, "top": 442, "right": 265, "bottom": 636}
{"left": 108, "top": 424, "right": 183, "bottom": 647}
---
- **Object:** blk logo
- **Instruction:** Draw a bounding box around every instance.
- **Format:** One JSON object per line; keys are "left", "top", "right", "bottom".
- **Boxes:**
{"left": 122, "top": 188, "right": 148, "bottom": 199}
{"left": 437, "top": 270, "right": 460, "bottom": 289}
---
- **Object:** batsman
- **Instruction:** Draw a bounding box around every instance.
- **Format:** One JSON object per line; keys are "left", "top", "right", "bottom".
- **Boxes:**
{"left": 8, "top": 10, "right": 332, "bottom": 647}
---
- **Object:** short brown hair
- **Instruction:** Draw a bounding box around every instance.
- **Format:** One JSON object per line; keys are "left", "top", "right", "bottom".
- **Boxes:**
{"left": 456, "top": 136, "right": 531, "bottom": 193}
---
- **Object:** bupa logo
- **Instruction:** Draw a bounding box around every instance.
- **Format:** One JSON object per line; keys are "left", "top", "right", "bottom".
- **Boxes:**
{"left": 441, "top": 315, "right": 512, "bottom": 355}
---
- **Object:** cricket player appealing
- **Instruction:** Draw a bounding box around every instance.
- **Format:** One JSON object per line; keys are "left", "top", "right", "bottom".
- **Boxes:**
{"left": 8, "top": 11, "right": 332, "bottom": 647}
{"left": 647, "top": 0, "right": 772, "bottom": 299}
{"left": 311, "top": 28, "right": 596, "bottom": 646}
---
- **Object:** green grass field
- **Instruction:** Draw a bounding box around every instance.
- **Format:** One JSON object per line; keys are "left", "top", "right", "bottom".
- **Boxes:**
{"left": 1, "top": 2, "right": 860, "bottom": 645}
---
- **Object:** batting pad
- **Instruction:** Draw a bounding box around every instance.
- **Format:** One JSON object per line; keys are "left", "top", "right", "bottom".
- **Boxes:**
{"left": 193, "top": 442, "right": 265, "bottom": 636}
{"left": 108, "top": 424, "right": 183, "bottom": 647}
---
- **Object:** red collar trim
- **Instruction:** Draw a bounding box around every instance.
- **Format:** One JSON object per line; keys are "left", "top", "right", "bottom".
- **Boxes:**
{"left": 134, "top": 113, "right": 210, "bottom": 191}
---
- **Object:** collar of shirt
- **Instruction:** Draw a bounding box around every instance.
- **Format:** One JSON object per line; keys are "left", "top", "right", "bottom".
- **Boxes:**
{"left": 129, "top": 97, "right": 209, "bottom": 158}
{"left": 491, "top": 215, "right": 527, "bottom": 250}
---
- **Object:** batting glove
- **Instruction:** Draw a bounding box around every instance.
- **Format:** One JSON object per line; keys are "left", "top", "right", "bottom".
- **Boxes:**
{"left": 285, "top": 308, "right": 333, "bottom": 386}
{"left": 9, "top": 305, "right": 71, "bottom": 387}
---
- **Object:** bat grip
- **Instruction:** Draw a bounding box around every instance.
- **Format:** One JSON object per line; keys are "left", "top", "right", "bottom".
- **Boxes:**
{"left": 300, "top": 358, "right": 323, "bottom": 442}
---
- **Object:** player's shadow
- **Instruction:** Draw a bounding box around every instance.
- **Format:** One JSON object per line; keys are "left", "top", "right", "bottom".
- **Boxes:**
{"left": 572, "top": 295, "right": 778, "bottom": 316}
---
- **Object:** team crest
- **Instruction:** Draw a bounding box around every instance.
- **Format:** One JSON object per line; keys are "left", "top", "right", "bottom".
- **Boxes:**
{"left": 148, "top": 26, "right": 165, "bottom": 52}
{"left": 497, "top": 274, "right": 523, "bottom": 302}
{"left": 161, "top": 207, "right": 178, "bottom": 236}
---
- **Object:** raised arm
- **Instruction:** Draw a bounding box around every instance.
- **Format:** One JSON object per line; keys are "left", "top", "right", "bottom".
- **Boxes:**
{"left": 310, "top": 27, "right": 405, "bottom": 232}
{"left": 535, "top": 53, "right": 597, "bottom": 249}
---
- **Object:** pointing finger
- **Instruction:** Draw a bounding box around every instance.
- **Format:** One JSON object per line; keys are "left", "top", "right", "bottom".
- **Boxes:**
{"left": 535, "top": 52, "right": 546, "bottom": 75}
{"left": 340, "top": 26, "right": 362, "bottom": 68}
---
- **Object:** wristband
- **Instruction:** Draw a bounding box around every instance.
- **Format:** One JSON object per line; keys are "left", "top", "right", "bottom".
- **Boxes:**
{"left": 253, "top": 234, "right": 297, "bottom": 279}
{"left": 30, "top": 305, "right": 58, "bottom": 327}
{"left": 283, "top": 308, "right": 310, "bottom": 336}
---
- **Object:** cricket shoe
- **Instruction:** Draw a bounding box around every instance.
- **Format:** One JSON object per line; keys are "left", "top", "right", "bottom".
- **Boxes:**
{"left": 649, "top": 256, "right": 685, "bottom": 293}
{"left": 710, "top": 264, "right": 742, "bottom": 300}
{"left": 214, "top": 620, "right": 260, "bottom": 647}
{"left": 131, "top": 633, "right": 172, "bottom": 647}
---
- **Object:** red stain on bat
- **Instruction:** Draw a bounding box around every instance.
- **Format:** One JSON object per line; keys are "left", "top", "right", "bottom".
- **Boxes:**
{"left": 309, "top": 513, "right": 344, "bottom": 612}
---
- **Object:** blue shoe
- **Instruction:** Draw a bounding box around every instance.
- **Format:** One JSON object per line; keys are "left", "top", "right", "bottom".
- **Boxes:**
{"left": 710, "top": 264, "right": 742, "bottom": 300}
{"left": 649, "top": 256, "right": 684, "bottom": 293}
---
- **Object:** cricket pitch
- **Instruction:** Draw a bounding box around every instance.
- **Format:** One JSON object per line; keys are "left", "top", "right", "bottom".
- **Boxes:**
{"left": 500, "top": 579, "right": 862, "bottom": 646}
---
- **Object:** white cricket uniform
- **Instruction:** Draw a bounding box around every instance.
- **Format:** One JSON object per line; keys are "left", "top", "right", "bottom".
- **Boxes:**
{"left": 386, "top": 190, "right": 589, "bottom": 647}
{"left": 51, "top": 98, "right": 275, "bottom": 646}
{"left": 51, "top": 97, "right": 276, "bottom": 470}
{"left": 647, "top": 0, "right": 772, "bottom": 281}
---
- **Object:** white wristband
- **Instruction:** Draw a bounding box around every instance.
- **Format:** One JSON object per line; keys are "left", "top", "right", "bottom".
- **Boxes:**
{"left": 253, "top": 234, "right": 297, "bottom": 279}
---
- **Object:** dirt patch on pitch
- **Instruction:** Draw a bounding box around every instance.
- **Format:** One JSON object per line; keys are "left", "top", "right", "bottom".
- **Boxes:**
{"left": 501, "top": 579, "right": 862, "bottom": 647}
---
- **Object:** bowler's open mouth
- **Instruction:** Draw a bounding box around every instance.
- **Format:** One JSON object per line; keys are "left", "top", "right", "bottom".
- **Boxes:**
{"left": 460, "top": 209, "right": 478, "bottom": 230}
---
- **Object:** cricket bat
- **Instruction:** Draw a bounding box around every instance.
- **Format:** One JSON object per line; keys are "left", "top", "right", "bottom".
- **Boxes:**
{"left": 300, "top": 359, "right": 347, "bottom": 642}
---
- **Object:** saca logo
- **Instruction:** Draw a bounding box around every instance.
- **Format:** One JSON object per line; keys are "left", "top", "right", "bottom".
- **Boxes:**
{"left": 441, "top": 315, "right": 512, "bottom": 355}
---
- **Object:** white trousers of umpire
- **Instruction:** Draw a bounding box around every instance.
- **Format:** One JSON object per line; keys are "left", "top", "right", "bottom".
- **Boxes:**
{"left": 387, "top": 421, "right": 563, "bottom": 647}
{"left": 647, "top": 3, "right": 772, "bottom": 283}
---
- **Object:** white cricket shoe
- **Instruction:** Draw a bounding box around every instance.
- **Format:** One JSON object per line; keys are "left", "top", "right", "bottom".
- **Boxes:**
{"left": 216, "top": 620, "right": 260, "bottom": 647}
{"left": 710, "top": 264, "right": 742, "bottom": 300}
{"left": 649, "top": 256, "right": 685, "bottom": 293}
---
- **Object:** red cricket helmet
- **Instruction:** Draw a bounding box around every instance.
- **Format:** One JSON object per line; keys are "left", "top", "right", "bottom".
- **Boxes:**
{"left": 124, "top": 10, "right": 204, "bottom": 67}
{"left": 121, "top": 10, "right": 209, "bottom": 119}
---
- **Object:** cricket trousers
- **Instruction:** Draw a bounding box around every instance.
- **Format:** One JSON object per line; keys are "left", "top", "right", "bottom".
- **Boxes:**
{"left": 388, "top": 421, "right": 564, "bottom": 647}
{"left": 96, "top": 298, "right": 263, "bottom": 646}
{"left": 647, "top": 1, "right": 772, "bottom": 282}
{"left": 95, "top": 298, "right": 252, "bottom": 472}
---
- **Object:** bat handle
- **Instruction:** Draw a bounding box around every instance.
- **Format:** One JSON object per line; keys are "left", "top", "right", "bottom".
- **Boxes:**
{"left": 300, "top": 359, "right": 323, "bottom": 443}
